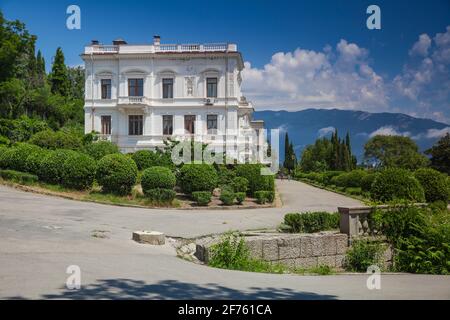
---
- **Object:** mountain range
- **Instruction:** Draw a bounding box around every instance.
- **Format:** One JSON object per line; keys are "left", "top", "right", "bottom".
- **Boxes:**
{"left": 254, "top": 109, "right": 450, "bottom": 162}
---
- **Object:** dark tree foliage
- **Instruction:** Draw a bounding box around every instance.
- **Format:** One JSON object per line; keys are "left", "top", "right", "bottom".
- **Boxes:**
{"left": 283, "top": 133, "right": 297, "bottom": 171}
{"left": 0, "top": 10, "right": 85, "bottom": 142}
{"left": 299, "top": 130, "right": 355, "bottom": 172}
{"left": 425, "top": 133, "right": 450, "bottom": 175}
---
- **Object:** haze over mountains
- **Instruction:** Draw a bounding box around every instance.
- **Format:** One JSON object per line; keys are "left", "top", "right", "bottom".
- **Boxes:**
{"left": 254, "top": 109, "right": 450, "bottom": 162}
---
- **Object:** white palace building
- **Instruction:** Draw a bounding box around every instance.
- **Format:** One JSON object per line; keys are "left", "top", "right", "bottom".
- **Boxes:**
{"left": 82, "top": 36, "right": 266, "bottom": 162}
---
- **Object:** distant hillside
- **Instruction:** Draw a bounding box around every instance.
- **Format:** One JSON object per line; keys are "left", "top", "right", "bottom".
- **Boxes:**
{"left": 254, "top": 109, "right": 450, "bottom": 162}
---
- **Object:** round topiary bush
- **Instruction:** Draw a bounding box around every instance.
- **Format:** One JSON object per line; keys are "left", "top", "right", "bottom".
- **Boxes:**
{"left": 39, "top": 149, "right": 78, "bottom": 184}
{"left": 178, "top": 164, "right": 218, "bottom": 194}
{"left": 414, "top": 168, "right": 449, "bottom": 203}
{"left": 96, "top": 153, "right": 138, "bottom": 195}
{"left": 141, "top": 166, "right": 176, "bottom": 195}
{"left": 0, "top": 143, "right": 40, "bottom": 172}
{"left": 131, "top": 150, "right": 160, "bottom": 170}
{"left": 192, "top": 191, "right": 212, "bottom": 206}
{"left": 220, "top": 190, "right": 235, "bottom": 205}
{"left": 145, "top": 188, "right": 176, "bottom": 204}
{"left": 25, "top": 148, "right": 51, "bottom": 175}
{"left": 61, "top": 152, "right": 96, "bottom": 190}
{"left": 361, "top": 172, "right": 379, "bottom": 192}
{"left": 235, "top": 163, "right": 275, "bottom": 196}
{"left": 370, "top": 168, "right": 425, "bottom": 203}
{"left": 84, "top": 141, "right": 119, "bottom": 160}
{"left": 332, "top": 170, "right": 367, "bottom": 188}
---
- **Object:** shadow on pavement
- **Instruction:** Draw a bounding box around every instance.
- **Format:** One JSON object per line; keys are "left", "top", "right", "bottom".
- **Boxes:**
{"left": 8, "top": 279, "right": 337, "bottom": 300}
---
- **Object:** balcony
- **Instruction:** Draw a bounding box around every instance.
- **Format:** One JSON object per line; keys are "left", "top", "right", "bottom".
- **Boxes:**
{"left": 85, "top": 43, "right": 237, "bottom": 55}
{"left": 117, "top": 96, "right": 149, "bottom": 105}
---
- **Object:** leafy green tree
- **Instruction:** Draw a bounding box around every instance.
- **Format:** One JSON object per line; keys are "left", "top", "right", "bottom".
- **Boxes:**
{"left": 67, "top": 66, "right": 85, "bottom": 100}
{"left": 49, "top": 47, "right": 69, "bottom": 96}
{"left": 283, "top": 133, "right": 297, "bottom": 171}
{"left": 425, "top": 133, "right": 450, "bottom": 175}
{"left": 364, "top": 135, "right": 429, "bottom": 170}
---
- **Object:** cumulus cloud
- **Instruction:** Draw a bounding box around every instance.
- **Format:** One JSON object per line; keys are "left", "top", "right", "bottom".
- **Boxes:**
{"left": 317, "top": 126, "right": 335, "bottom": 137}
{"left": 242, "top": 26, "right": 450, "bottom": 124}
{"left": 242, "top": 39, "right": 387, "bottom": 111}
{"left": 369, "top": 126, "right": 410, "bottom": 138}
{"left": 409, "top": 34, "right": 432, "bottom": 57}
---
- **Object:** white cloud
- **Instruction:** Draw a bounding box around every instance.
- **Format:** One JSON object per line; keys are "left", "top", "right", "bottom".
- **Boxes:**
{"left": 242, "top": 26, "right": 450, "bottom": 124}
{"left": 409, "top": 34, "right": 432, "bottom": 57}
{"left": 425, "top": 127, "right": 450, "bottom": 138}
{"left": 242, "top": 39, "right": 387, "bottom": 111}
{"left": 369, "top": 126, "right": 410, "bottom": 138}
{"left": 317, "top": 126, "right": 335, "bottom": 137}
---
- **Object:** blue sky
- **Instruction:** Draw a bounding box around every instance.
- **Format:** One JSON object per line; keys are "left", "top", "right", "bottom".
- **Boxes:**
{"left": 2, "top": 0, "right": 450, "bottom": 124}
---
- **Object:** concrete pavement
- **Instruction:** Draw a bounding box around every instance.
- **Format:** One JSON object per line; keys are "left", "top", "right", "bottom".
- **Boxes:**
{"left": 0, "top": 180, "right": 449, "bottom": 299}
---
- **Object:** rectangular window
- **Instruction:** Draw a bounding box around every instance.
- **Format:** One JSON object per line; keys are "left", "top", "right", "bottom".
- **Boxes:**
{"left": 184, "top": 115, "right": 195, "bottom": 134}
{"left": 128, "top": 78, "right": 143, "bottom": 97}
{"left": 162, "top": 78, "right": 173, "bottom": 99}
{"left": 128, "top": 115, "right": 143, "bottom": 135}
{"left": 163, "top": 115, "right": 173, "bottom": 135}
{"left": 101, "top": 79, "right": 111, "bottom": 99}
{"left": 206, "top": 77, "right": 217, "bottom": 98}
{"left": 207, "top": 114, "right": 218, "bottom": 132}
{"left": 101, "top": 115, "right": 111, "bottom": 135}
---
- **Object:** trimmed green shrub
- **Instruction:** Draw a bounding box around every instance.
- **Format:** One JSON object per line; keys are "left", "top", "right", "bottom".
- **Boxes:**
{"left": 231, "top": 176, "right": 249, "bottom": 193}
{"left": 25, "top": 148, "right": 51, "bottom": 175}
{"left": 0, "top": 169, "right": 38, "bottom": 184}
{"left": 141, "top": 166, "right": 176, "bottom": 196}
{"left": 235, "top": 163, "right": 275, "bottom": 196}
{"left": 235, "top": 192, "right": 246, "bottom": 204}
{"left": 370, "top": 168, "right": 425, "bottom": 203}
{"left": 178, "top": 164, "right": 218, "bottom": 194}
{"left": 414, "top": 168, "right": 449, "bottom": 203}
{"left": 345, "top": 239, "right": 385, "bottom": 272}
{"left": 220, "top": 190, "right": 235, "bottom": 205}
{"left": 254, "top": 190, "right": 267, "bottom": 204}
{"left": 361, "top": 172, "right": 379, "bottom": 192}
{"left": 254, "top": 190, "right": 275, "bottom": 204}
{"left": 216, "top": 164, "right": 237, "bottom": 185}
{"left": 131, "top": 150, "right": 174, "bottom": 170}
{"left": 29, "top": 130, "right": 82, "bottom": 150}
{"left": 61, "top": 152, "right": 96, "bottom": 190}
{"left": 322, "top": 171, "right": 345, "bottom": 185}
{"left": 83, "top": 141, "right": 119, "bottom": 160}
{"left": 345, "top": 187, "right": 362, "bottom": 195}
{"left": 96, "top": 153, "right": 138, "bottom": 195}
{"left": 283, "top": 212, "right": 340, "bottom": 233}
{"left": 145, "top": 188, "right": 176, "bottom": 204}
{"left": 0, "top": 143, "right": 40, "bottom": 172}
{"left": 332, "top": 170, "right": 367, "bottom": 188}
{"left": 39, "top": 149, "right": 77, "bottom": 184}
{"left": 192, "top": 191, "right": 212, "bottom": 206}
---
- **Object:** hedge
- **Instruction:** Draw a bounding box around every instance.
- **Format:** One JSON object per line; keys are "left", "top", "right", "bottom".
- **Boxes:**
{"left": 39, "top": 149, "right": 78, "bottom": 184}
{"left": 370, "top": 168, "right": 425, "bottom": 203}
{"left": 331, "top": 170, "right": 367, "bottom": 188}
{"left": 254, "top": 190, "right": 275, "bottom": 204}
{"left": 25, "top": 148, "right": 51, "bottom": 175}
{"left": 283, "top": 212, "right": 340, "bottom": 233}
{"left": 235, "top": 164, "right": 275, "bottom": 196}
{"left": 96, "top": 153, "right": 138, "bottom": 195}
{"left": 235, "top": 192, "right": 246, "bottom": 204}
{"left": 0, "top": 169, "right": 38, "bottom": 184}
{"left": 145, "top": 188, "right": 176, "bottom": 204}
{"left": 84, "top": 141, "right": 119, "bottom": 160}
{"left": 220, "top": 190, "right": 235, "bottom": 205}
{"left": 61, "top": 152, "right": 96, "bottom": 190}
{"left": 192, "top": 191, "right": 212, "bottom": 206}
{"left": 414, "top": 168, "right": 449, "bottom": 203}
{"left": 0, "top": 143, "right": 40, "bottom": 172}
{"left": 141, "top": 166, "right": 176, "bottom": 195}
{"left": 29, "top": 130, "right": 82, "bottom": 150}
{"left": 178, "top": 164, "right": 218, "bottom": 194}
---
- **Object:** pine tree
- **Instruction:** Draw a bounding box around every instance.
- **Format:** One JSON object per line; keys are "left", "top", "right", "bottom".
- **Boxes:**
{"left": 49, "top": 47, "right": 69, "bottom": 96}
{"left": 36, "top": 49, "right": 46, "bottom": 85}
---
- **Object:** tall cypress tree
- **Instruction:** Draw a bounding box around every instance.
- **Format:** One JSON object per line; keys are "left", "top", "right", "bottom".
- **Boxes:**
{"left": 49, "top": 47, "right": 69, "bottom": 96}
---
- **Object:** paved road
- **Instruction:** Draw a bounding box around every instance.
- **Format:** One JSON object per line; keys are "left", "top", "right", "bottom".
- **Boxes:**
{"left": 0, "top": 181, "right": 449, "bottom": 299}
